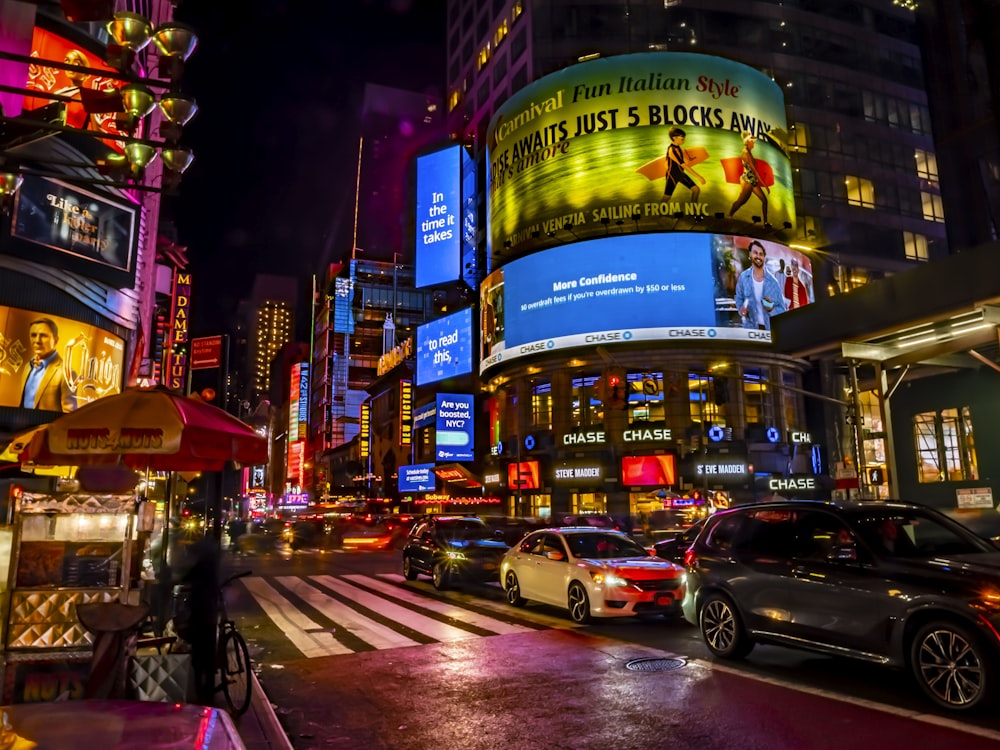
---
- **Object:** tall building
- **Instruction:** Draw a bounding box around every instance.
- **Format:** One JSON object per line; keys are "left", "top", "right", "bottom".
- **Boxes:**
{"left": 447, "top": 1, "right": 947, "bottom": 288}
{"left": 244, "top": 274, "right": 298, "bottom": 401}
{"left": 420, "top": 0, "right": 985, "bottom": 519}
{"left": 311, "top": 259, "right": 436, "bottom": 492}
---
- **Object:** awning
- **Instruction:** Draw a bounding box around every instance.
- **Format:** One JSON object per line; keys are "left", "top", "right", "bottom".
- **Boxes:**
{"left": 433, "top": 463, "right": 482, "bottom": 488}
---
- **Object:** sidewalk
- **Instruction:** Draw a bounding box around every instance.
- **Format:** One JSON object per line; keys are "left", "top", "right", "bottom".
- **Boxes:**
{"left": 228, "top": 670, "right": 292, "bottom": 750}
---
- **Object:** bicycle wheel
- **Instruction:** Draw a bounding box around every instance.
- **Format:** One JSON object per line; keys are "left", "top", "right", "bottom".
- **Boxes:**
{"left": 219, "top": 628, "right": 252, "bottom": 717}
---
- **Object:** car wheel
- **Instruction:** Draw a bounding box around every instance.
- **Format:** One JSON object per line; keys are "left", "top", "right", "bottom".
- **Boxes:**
{"left": 505, "top": 572, "right": 525, "bottom": 607}
{"left": 432, "top": 562, "right": 451, "bottom": 591}
{"left": 402, "top": 555, "right": 418, "bottom": 581}
{"left": 568, "top": 582, "right": 591, "bottom": 624}
{"left": 910, "top": 620, "right": 994, "bottom": 711}
{"left": 699, "top": 592, "right": 754, "bottom": 660}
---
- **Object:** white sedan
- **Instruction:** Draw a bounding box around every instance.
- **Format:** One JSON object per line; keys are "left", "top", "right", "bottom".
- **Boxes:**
{"left": 500, "top": 527, "right": 686, "bottom": 623}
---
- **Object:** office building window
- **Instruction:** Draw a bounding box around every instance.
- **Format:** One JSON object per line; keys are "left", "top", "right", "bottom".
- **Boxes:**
{"left": 531, "top": 381, "right": 552, "bottom": 429}
{"left": 921, "top": 191, "right": 945, "bottom": 222}
{"left": 914, "top": 149, "right": 938, "bottom": 181}
{"left": 788, "top": 122, "right": 809, "bottom": 153}
{"left": 903, "top": 232, "right": 929, "bottom": 261}
{"left": 571, "top": 376, "right": 601, "bottom": 427}
{"left": 844, "top": 175, "right": 875, "bottom": 208}
{"left": 913, "top": 407, "right": 978, "bottom": 483}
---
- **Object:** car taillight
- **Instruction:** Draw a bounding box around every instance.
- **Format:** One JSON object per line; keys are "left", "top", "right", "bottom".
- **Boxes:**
{"left": 683, "top": 548, "right": 698, "bottom": 568}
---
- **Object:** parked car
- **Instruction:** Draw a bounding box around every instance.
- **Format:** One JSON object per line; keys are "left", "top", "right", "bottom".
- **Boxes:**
{"left": 501, "top": 527, "right": 686, "bottom": 623}
{"left": 651, "top": 518, "right": 706, "bottom": 563}
{"left": 681, "top": 498, "right": 1000, "bottom": 712}
{"left": 402, "top": 516, "right": 508, "bottom": 590}
{"left": 479, "top": 515, "right": 547, "bottom": 546}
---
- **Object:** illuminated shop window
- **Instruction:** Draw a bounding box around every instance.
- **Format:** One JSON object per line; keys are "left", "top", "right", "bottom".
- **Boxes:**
{"left": 920, "top": 191, "right": 945, "bottom": 222}
{"left": 913, "top": 407, "right": 978, "bottom": 483}
{"left": 571, "top": 376, "right": 602, "bottom": 427}
{"left": 688, "top": 373, "right": 722, "bottom": 427}
{"left": 844, "top": 175, "right": 875, "bottom": 208}
{"left": 914, "top": 149, "right": 938, "bottom": 181}
{"left": 903, "top": 231, "right": 928, "bottom": 261}
{"left": 531, "top": 381, "right": 552, "bottom": 429}
{"left": 625, "top": 372, "right": 664, "bottom": 423}
{"left": 743, "top": 368, "right": 774, "bottom": 426}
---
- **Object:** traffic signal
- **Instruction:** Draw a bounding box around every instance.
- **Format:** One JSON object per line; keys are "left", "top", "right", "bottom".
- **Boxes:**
{"left": 602, "top": 369, "right": 627, "bottom": 410}
{"left": 868, "top": 466, "right": 886, "bottom": 486}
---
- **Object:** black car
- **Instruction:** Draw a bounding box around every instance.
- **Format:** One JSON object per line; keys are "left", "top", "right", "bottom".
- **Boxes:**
{"left": 651, "top": 519, "right": 706, "bottom": 564}
{"left": 682, "top": 499, "right": 1000, "bottom": 712}
{"left": 402, "top": 516, "right": 508, "bottom": 590}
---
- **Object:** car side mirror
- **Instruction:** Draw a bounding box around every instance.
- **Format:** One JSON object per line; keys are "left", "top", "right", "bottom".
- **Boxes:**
{"left": 546, "top": 550, "right": 565, "bottom": 561}
{"left": 495, "top": 529, "right": 505, "bottom": 541}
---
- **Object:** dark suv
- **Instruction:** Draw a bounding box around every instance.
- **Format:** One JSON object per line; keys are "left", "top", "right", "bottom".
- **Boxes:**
{"left": 682, "top": 499, "right": 1000, "bottom": 712}
{"left": 402, "top": 516, "right": 508, "bottom": 590}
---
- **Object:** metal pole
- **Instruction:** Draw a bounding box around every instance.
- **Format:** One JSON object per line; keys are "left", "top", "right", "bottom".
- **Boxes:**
{"left": 848, "top": 361, "right": 869, "bottom": 499}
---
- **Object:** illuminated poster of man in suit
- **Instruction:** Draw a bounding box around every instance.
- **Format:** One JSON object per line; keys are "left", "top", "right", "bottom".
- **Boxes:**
{"left": 0, "top": 306, "right": 124, "bottom": 412}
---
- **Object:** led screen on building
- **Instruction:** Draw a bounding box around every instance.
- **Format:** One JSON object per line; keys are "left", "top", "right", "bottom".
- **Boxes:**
{"left": 399, "top": 463, "right": 436, "bottom": 493}
{"left": 416, "top": 307, "right": 473, "bottom": 386}
{"left": 8, "top": 175, "right": 138, "bottom": 288}
{"left": 480, "top": 233, "right": 813, "bottom": 373}
{"left": 415, "top": 145, "right": 462, "bottom": 288}
{"left": 486, "top": 52, "right": 793, "bottom": 258}
{"left": 23, "top": 26, "right": 139, "bottom": 151}
{"left": 0, "top": 305, "right": 124, "bottom": 412}
{"left": 435, "top": 393, "right": 474, "bottom": 462}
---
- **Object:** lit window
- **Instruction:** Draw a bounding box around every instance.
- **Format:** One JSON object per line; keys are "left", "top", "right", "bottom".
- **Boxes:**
{"left": 494, "top": 19, "right": 508, "bottom": 47}
{"left": 844, "top": 175, "right": 875, "bottom": 208}
{"left": 903, "top": 232, "right": 928, "bottom": 261}
{"left": 914, "top": 149, "right": 938, "bottom": 181}
{"left": 921, "top": 191, "right": 945, "bottom": 222}
{"left": 788, "top": 122, "right": 809, "bottom": 153}
{"left": 913, "top": 407, "right": 978, "bottom": 483}
{"left": 477, "top": 42, "right": 492, "bottom": 70}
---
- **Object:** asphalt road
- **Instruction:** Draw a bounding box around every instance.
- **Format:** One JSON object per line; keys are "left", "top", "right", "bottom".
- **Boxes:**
{"left": 220, "top": 545, "right": 1000, "bottom": 749}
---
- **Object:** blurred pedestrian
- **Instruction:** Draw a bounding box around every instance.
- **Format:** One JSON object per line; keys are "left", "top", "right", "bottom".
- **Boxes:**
{"left": 178, "top": 534, "right": 220, "bottom": 705}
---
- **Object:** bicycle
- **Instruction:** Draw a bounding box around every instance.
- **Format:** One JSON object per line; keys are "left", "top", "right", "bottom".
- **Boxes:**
{"left": 216, "top": 569, "right": 253, "bottom": 716}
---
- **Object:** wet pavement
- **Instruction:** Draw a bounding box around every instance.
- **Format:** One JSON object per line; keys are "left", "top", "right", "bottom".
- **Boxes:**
{"left": 251, "top": 627, "right": 1000, "bottom": 750}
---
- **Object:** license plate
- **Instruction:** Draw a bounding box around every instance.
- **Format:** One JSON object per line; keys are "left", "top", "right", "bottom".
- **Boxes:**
{"left": 655, "top": 594, "right": 673, "bottom": 606}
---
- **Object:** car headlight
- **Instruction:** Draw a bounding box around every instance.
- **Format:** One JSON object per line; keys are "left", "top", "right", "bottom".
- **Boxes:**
{"left": 446, "top": 550, "right": 467, "bottom": 561}
{"left": 590, "top": 571, "right": 629, "bottom": 587}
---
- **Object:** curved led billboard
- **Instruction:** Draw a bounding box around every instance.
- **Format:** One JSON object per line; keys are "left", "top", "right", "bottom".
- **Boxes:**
{"left": 480, "top": 233, "right": 813, "bottom": 374}
{"left": 487, "top": 52, "right": 793, "bottom": 258}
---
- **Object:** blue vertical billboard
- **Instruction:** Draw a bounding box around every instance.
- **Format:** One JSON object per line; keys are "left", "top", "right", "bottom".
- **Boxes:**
{"left": 416, "top": 307, "right": 473, "bottom": 386}
{"left": 415, "top": 145, "right": 462, "bottom": 288}
{"left": 435, "top": 393, "right": 474, "bottom": 462}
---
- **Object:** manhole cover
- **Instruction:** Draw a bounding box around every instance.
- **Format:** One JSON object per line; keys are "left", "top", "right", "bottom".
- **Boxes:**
{"left": 625, "top": 657, "right": 686, "bottom": 672}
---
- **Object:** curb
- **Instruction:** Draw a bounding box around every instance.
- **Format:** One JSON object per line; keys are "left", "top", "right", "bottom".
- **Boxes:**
{"left": 249, "top": 669, "right": 294, "bottom": 750}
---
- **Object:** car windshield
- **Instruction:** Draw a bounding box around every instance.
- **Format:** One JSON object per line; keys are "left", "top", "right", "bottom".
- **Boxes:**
{"left": 566, "top": 533, "right": 648, "bottom": 559}
{"left": 850, "top": 509, "right": 990, "bottom": 559}
{"left": 437, "top": 520, "right": 494, "bottom": 541}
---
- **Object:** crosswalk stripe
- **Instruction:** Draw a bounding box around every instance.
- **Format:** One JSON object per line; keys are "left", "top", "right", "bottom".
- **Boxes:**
{"left": 342, "top": 574, "right": 533, "bottom": 635}
{"left": 277, "top": 576, "right": 421, "bottom": 651}
{"left": 240, "top": 577, "right": 352, "bottom": 658}
{"left": 310, "top": 575, "right": 480, "bottom": 643}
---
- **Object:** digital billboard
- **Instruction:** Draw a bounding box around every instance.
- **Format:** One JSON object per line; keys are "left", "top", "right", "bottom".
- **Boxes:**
{"left": 480, "top": 233, "right": 813, "bottom": 373}
{"left": 8, "top": 175, "right": 138, "bottom": 288}
{"left": 622, "top": 455, "right": 678, "bottom": 486}
{"left": 23, "top": 27, "right": 139, "bottom": 152}
{"left": 435, "top": 393, "right": 474, "bottom": 462}
{"left": 416, "top": 307, "right": 473, "bottom": 386}
{"left": 0, "top": 305, "right": 124, "bottom": 412}
{"left": 486, "top": 52, "right": 793, "bottom": 258}
{"left": 399, "top": 463, "right": 436, "bottom": 493}
{"left": 415, "top": 145, "right": 462, "bottom": 289}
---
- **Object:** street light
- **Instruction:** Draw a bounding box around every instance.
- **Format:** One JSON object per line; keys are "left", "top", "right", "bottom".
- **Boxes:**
{"left": 0, "top": 7, "right": 199, "bottom": 197}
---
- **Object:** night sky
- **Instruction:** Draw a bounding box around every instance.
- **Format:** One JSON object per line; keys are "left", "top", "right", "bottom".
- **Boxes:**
{"left": 168, "top": 0, "right": 447, "bottom": 335}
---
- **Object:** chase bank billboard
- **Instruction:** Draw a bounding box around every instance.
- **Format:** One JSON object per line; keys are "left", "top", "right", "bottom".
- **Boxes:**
{"left": 487, "top": 52, "right": 793, "bottom": 259}
{"left": 480, "top": 232, "right": 813, "bottom": 374}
